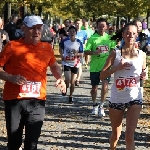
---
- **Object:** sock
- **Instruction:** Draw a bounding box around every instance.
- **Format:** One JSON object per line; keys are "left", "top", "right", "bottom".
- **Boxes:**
{"left": 93, "top": 100, "right": 98, "bottom": 106}
{"left": 100, "top": 102, "right": 105, "bottom": 108}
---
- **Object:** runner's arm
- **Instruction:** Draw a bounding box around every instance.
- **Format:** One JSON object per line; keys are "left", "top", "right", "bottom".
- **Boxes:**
{"left": 50, "top": 61, "right": 66, "bottom": 93}
{"left": 50, "top": 61, "right": 63, "bottom": 80}
{"left": 142, "top": 51, "right": 146, "bottom": 70}
{"left": 84, "top": 50, "right": 99, "bottom": 55}
{"left": 100, "top": 50, "right": 117, "bottom": 80}
{"left": 0, "top": 67, "right": 12, "bottom": 81}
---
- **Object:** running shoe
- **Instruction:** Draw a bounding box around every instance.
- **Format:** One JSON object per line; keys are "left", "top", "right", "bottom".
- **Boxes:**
{"left": 91, "top": 104, "right": 99, "bottom": 115}
{"left": 98, "top": 107, "right": 105, "bottom": 117}
{"left": 69, "top": 96, "right": 73, "bottom": 104}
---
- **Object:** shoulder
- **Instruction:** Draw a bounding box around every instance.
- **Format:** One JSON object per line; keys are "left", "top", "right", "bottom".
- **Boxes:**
{"left": 76, "top": 38, "right": 83, "bottom": 44}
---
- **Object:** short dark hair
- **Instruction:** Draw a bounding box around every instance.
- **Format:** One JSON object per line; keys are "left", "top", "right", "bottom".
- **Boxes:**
{"left": 96, "top": 18, "right": 107, "bottom": 26}
{"left": 74, "top": 19, "right": 81, "bottom": 24}
{"left": 64, "top": 19, "right": 71, "bottom": 23}
{"left": 68, "top": 26, "right": 77, "bottom": 33}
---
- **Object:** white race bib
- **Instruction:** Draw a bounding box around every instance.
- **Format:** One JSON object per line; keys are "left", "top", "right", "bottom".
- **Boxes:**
{"left": 116, "top": 76, "right": 137, "bottom": 91}
{"left": 19, "top": 81, "right": 41, "bottom": 98}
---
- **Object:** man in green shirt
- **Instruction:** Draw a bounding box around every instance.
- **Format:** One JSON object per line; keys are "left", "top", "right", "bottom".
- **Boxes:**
{"left": 84, "top": 18, "right": 115, "bottom": 117}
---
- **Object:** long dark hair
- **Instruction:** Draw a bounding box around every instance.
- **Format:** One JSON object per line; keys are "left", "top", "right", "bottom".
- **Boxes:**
{"left": 111, "top": 22, "right": 138, "bottom": 41}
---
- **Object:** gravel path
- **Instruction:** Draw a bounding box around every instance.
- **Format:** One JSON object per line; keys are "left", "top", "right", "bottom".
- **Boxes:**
{"left": 0, "top": 68, "right": 149, "bottom": 150}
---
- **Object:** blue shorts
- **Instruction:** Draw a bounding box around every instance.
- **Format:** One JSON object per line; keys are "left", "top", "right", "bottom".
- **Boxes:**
{"left": 109, "top": 100, "right": 142, "bottom": 111}
{"left": 90, "top": 72, "right": 111, "bottom": 86}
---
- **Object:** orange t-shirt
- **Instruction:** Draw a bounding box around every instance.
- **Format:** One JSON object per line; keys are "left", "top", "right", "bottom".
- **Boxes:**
{"left": 0, "top": 39, "right": 56, "bottom": 100}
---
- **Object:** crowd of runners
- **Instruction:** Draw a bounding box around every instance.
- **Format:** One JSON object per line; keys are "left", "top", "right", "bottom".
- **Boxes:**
{"left": 0, "top": 14, "right": 149, "bottom": 150}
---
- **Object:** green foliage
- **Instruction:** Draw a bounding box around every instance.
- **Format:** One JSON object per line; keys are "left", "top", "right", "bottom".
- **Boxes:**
{"left": 2, "top": 0, "right": 150, "bottom": 19}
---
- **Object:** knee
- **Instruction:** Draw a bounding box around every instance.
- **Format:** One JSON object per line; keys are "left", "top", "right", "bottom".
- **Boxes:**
{"left": 91, "top": 87, "right": 97, "bottom": 94}
{"left": 110, "top": 131, "right": 121, "bottom": 142}
{"left": 102, "top": 83, "right": 108, "bottom": 92}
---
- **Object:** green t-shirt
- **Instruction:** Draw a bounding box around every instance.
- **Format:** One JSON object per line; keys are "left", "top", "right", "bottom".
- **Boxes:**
{"left": 84, "top": 33, "right": 115, "bottom": 72}
{"left": 85, "top": 29, "right": 94, "bottom": 38}
{"left": 81, "top": 25, "right": 91, "bottom": 30}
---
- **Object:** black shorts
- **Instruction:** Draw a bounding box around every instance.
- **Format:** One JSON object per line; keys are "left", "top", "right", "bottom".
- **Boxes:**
{"left": 64, "top": 65, "right": 78, "bottom": 74}
{"left": 109, "top": 100, "right": 142, "bottom": 111}
{"left": 90, "top": 72, "right": 111, "bottom": 86}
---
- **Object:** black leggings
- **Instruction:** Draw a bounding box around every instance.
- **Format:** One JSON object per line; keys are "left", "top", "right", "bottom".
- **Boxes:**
{"left": 4, "top": 99, "right": 45, "bottom": 150}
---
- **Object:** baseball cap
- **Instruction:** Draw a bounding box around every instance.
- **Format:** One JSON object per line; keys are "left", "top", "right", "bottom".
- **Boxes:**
{"left": 23, "top": 16, "right": 43, "bottom": 27}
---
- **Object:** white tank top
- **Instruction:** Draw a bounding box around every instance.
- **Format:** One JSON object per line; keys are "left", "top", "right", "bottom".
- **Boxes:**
{"left": 110, "top": 49, "right": 143, "bottom": 103}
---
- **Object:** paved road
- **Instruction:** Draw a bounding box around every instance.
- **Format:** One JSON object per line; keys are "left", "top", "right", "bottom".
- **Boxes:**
{"left": 0, "top": 68, "right": 149, "bottom": 150}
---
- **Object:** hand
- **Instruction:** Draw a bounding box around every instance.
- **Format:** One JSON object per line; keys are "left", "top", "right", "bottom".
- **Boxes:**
{"left": 72, "top": 49, "right": 78, "bottom": 56}
{"left": 8, "top": 74, "right": 27, "bottom": 85}
{"left": 117, "top": 58, "right": 129, "bottom": 70}
{"left": 2, "top": 34, "right": 6, "bottom": 40}
{"left": 140, "top": 70, "right": 147, "bottom": 80}
{"left": 55, "top": 78, "right": 66, "bottom": 93}
{"left": 94, "top": 47, "right": 102, "bottom": 55}
{"left": 61, "top": 55, "right": 65, "bottom": 61}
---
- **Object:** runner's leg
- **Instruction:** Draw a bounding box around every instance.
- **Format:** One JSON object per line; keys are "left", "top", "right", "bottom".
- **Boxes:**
{"left": 70, "top": 73, "right": 77, "bottom": 97}
{"left": 100, "top": 79, "right": 109, "bottom": 107}
{"left": 4, "top": 100, "right": 25, "bottom": 150}
{"left": 24, "top": 100, "right": 45, "bottom": 150}
{"left": 109, "top": 107, "right": 124, "bottom": 149}
{"left": 125, "top": 104, "right": 141, "bottom": 149}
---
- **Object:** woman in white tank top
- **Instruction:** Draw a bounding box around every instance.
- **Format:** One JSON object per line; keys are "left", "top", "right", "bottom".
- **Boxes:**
{"left": 100, "top": 22, "right": 147, "bottom": 149}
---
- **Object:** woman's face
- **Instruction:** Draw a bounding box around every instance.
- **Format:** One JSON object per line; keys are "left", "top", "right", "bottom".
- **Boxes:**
{"left": 136, "top": 21, "right": 142, "bottom": 33}
{"left": 122, "top": 25, "right": 138, "bottom": 45}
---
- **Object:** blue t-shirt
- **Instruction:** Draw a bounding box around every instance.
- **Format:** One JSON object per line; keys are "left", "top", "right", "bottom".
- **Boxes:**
{"left": 76, "top": 30, "right": 87, "bottom": 44}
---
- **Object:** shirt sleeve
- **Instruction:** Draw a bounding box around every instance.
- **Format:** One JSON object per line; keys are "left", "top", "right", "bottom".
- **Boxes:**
{"left": 59, "top": 39, "right": 64, "bottom": 50}
{"left": 78, "top": 40, "right": 83, "bottom": 53}
{"left": 0, "top": 42, "right": 12, "bottom": 66}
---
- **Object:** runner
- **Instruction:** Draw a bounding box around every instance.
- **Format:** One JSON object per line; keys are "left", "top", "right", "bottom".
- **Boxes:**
{"left": 59, "top": 19, "right": 71, "bottom": 88}
{"left": 60, "top": 26, "right": 83, "bottom": 103}
{"left": 0, "top": 15, "right": 66, "bottom": 150}
{"left": 84, "top": 18, "right": 115, "bottom": 116}
{"left": 82, "top": 20, "right": 94, "bottom": 69}
{"left": 74, "top": 19, "right": 87, "bottom": 86}
{"left": 100, "top": 22, "right": 146, "bottom": 149}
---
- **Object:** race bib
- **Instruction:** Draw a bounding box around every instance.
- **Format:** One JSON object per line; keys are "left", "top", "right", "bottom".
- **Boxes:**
{"left": 66, "top": 56, "right": 75, "bottom": 61}
{"left": 97, "top": 45, "right": 109, "bottom": 53}
{"left": 116, "top": 76, "right": 137, "bottom": 91}
{"left": 19, "top": 81, "right": 41, "bottom": 98}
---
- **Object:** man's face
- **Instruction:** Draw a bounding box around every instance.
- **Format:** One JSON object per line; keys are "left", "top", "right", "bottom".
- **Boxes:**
{"left": 97, "top": 21, "right": 107, "bottom": 34}
{"left": 14, "top": 17, "right": 18, "bottom": 24}
{"left": 22, "top": 24, "right": 43, "bottom": 43}
{"left": 64, "top": 20, "right": 70, "bottom": 27}
{"left": 84, "top": 22, "right": 89, "bottom": 29}
{"left": 69, "top": 28, "right": 76, "bottom": 37}
{"left": 75, "top": 21, "right": 82, "bottom": 30}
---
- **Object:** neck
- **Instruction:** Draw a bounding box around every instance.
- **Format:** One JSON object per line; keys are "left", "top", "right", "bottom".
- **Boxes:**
{"left": 24, "top": 38, "right": 39, "bottom": 45}
{"left": 123, "top": 44, "right": 136, "bottom": 53}
{"left": 77, "top": 29, "right": 80, "bottom": 32}
{"left": 70, "top": 37, "right": 75, "bottom": 42}
{"left": 98, "top": 32, "right": 105, "bottom": 36}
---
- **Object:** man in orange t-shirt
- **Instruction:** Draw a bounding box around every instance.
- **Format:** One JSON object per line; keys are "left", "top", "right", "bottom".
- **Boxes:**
{"left": 0, "top": 15, "right": 66, "bottom": 150}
